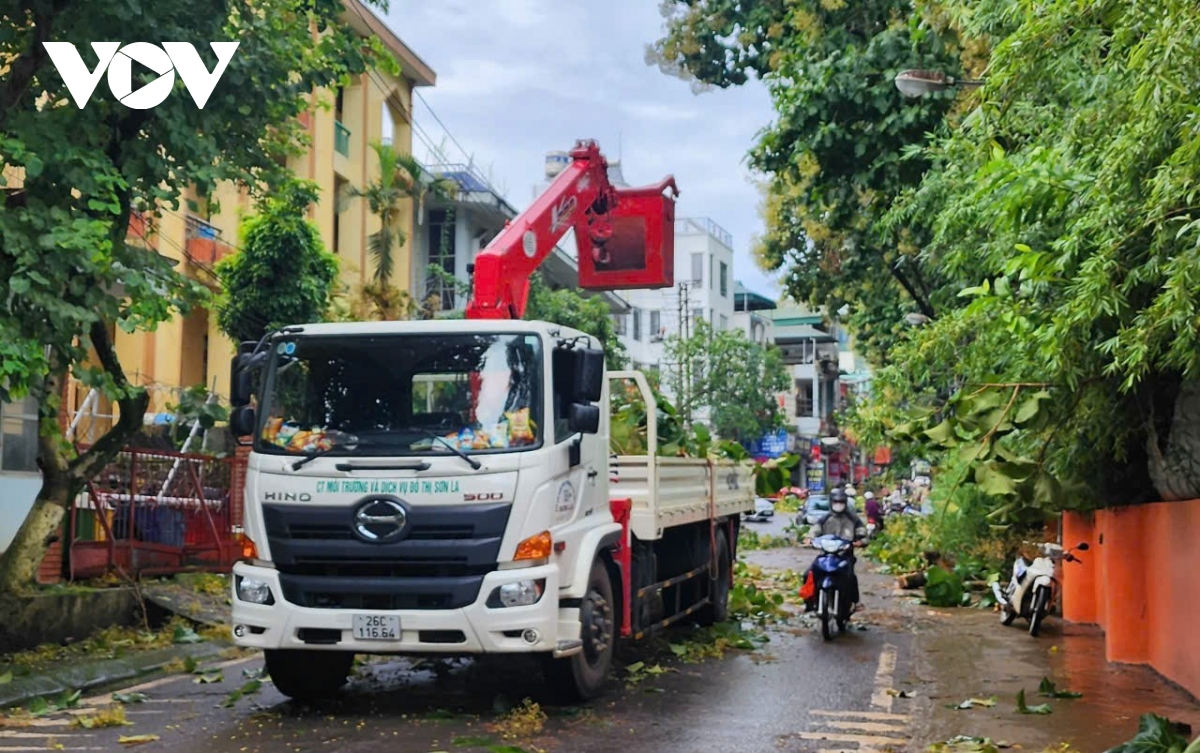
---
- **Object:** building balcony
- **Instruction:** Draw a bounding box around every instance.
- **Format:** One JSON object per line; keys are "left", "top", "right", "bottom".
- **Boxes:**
{"left": 334, "top": 120, "right": 351, "bottom": 157}
{"left": 185, "top": 214, "right": 233, "bottom": 267}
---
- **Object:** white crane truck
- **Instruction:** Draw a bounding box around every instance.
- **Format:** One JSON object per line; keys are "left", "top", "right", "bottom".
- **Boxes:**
{"left": 226, "top": 141, "right": 755, "bottom": 702}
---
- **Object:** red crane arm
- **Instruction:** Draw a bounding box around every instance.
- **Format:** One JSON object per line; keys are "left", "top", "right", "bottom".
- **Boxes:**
{"left": 465, "top": 140, "right": 675, "bottom": 320}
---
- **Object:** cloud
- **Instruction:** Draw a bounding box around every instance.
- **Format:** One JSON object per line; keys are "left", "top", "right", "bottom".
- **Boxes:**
{"left": 385, "top": 0, "right": 781, "bottom": 297}
{"left": 618, "top": 101, "right": 699, "bottom": 122}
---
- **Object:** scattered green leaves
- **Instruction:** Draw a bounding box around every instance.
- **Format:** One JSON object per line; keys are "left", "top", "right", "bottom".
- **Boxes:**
{"left": 1038, "top": 677, "right": 1083, "bottom": 699}
{"left": 1016, "top": 688, "right": 1053, "bottom": 715}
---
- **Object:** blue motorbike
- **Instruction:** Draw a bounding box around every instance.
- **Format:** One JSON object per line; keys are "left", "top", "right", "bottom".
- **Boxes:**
{"left": 811, "top": 534, "right": 855, "bottom": 641}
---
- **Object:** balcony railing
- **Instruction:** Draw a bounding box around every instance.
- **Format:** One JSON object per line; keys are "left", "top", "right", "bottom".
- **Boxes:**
{"left": 677, "top": 217, "right": 734, "bottom": 249}
{"left": 334, "top": 121, "right": 351, "bottom": 157}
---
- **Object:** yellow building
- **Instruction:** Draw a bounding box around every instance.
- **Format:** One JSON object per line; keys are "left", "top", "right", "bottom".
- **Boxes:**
{"left": 66, "top": 1, "right": 437, "bottom": 430}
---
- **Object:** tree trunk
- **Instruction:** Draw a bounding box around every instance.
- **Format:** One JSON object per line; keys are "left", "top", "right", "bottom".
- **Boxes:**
{"left": 0, "top": 320, "right": 149, "bottom": 596}
{"left": 0, "top": 411, "right": 73, "bottom": 594}
{"left": 1146, "top": 378, "right": 1200, "bottom": 501}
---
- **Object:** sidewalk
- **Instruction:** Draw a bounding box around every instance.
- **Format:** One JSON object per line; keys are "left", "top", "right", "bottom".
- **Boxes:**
{"left": 893, "top": 577, "right": 1200, "bottom": 751}
{"left": 0, "top": 640, "right": 233, "bottom": 710}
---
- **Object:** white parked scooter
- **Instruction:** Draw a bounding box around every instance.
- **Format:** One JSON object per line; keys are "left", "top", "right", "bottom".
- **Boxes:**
{"left": 993, "top": 541, "right": 1089, "bottom": 637}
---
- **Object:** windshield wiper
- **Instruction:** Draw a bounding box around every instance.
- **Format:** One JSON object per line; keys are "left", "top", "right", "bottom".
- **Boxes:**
{"left": 290, "top": 434, "right": 359, "bottom": 470}
{"left": 411, "top": 427, "right": 482, "bottom": 470}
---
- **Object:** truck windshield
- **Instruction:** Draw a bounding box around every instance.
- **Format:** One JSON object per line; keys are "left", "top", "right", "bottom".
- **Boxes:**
{"left": 256, "top": 332, "right": 543, "bottom": 456}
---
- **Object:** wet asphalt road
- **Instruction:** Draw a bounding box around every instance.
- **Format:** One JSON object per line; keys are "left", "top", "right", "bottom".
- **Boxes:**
{"left": 1, "top": 513, "right": 921, "bottom": 753}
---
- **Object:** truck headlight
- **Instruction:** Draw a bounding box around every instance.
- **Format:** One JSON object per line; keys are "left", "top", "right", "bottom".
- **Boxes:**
{"left": 236, "top": 575, "right": 275, "bottom": 605}
{"left": 488, "top": 579, "right": 545, "bottom": 608}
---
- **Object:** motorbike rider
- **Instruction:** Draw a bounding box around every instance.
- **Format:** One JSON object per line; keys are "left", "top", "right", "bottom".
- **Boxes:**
{"left": 802, "top": 487, "right": 867, "bottom": 611}
{"left": 864, "top": 491, "right": 883, "bottom": 532}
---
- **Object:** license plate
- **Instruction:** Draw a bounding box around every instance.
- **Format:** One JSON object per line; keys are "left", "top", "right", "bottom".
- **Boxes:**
{"left": 352, "top": 614, "right": 400, "bottom": 641}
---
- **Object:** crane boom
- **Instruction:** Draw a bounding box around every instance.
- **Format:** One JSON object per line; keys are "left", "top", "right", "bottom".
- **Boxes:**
{"left": 464, "top": 140, "right": 678, "bottom": 320}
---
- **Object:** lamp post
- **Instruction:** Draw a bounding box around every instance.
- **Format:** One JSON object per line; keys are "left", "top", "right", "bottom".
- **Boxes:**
{"left": 894, "top": 69, "right": 984, "bottom": 98}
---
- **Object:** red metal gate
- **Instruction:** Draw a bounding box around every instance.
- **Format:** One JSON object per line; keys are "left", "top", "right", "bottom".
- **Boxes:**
{"left": 68, "top": 446, "right": 246, "bottom": 579}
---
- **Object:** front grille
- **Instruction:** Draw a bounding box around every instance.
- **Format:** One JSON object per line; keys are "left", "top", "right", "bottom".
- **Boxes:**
{"left": 278, "top": 573, "right": 486, "bottom": 610}
{"left": 263, "top": 501, "right": 511, "bottom": 610}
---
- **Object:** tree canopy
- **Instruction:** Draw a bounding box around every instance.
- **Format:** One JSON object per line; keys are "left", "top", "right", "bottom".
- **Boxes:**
{"left": 663, "top": 320, "right": 790, "bottom": 442}
{"left": 654, "top": 0, "right": 1200, "bottom": 516}
{"left": 651, "top": 0, "right": 973, "bottom": 364}
{"left": 215, "top": 180, "right": 339, "bottom": 344}
{"left": 0, "top": 0, "right": 388, "bottom": 591}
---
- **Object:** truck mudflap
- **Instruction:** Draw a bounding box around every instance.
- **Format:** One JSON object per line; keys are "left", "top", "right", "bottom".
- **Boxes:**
{"left": 230, "top": 561, "right": 565, "bottom": 654}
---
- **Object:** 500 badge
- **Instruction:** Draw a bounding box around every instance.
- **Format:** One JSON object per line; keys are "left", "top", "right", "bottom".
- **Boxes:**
{"left": 464, "top": 492, "right": 505, "bottom": 502}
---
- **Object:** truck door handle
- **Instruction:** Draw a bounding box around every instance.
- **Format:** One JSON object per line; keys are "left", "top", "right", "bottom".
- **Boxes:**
{"left": 587, "top": 469, "right": 598, "bottom": 479}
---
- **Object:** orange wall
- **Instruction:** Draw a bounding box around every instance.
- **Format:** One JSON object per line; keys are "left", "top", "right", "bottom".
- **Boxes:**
{"left": 1063, "top": 501, "right": 1200, "bottom": 699}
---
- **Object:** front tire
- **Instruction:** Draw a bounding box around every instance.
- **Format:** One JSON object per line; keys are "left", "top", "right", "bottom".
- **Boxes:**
{"left": 264, "top": 649, "right": 354, "bottom": 702}
{"left": 819, "top": 588, "right": 835, "bottom": 641}
{"left": 544, "top": 558, "right": 615, "bottom": 702}
{"left": 1028, "top": 587, "right": 1047, "bottom": 637}
{"left": 696, "top": 528, "right": 731, "bottom": 626}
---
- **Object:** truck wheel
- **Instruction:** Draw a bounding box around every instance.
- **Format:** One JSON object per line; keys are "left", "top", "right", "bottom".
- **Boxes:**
{"left": 544, "top": 558, "right": 615, "bottom": 702}
{"left": 264, "top": 649, "right": 354, "bottom": 702}
{"left": 696, "top": 529, "right": 731, "bottom": 626}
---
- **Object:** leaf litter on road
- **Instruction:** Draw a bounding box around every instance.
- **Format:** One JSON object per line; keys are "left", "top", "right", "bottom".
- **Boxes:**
{"left": 1016, "top": 688, "right": 1053, "bottom": 714}
{"left": 1038, "top": 677, "right": 1083, "bottom": 699}
{"left": 950, "top": 697, "right": 998, "bottom": 710}
{"left": 118, "top": 734, "right": 160, "bottom": 745}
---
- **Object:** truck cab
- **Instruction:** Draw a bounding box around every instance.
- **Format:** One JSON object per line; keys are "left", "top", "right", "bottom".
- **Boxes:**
{"left": 229, "top": 319, "right": 622, "bottom": 699}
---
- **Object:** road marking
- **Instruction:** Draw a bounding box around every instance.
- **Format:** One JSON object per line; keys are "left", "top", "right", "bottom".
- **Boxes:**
{"left": 870, "top": 643, "right": 898, "bottom": 711}
{"left": 817, "top": 720, "right": 908, "bottom": 733}
{"left": 0, "top": 748, "right": 106, "bottom": 751}
{"left": 80, "top": 654, "right": 260, "bottom": 707}
{"left": 798, "top": 730, "right": 908, "bottom": 746}
{"left": 811, "top": 710, "right": 910, "bottom": 722}
{"left": 0, "top": 731, "right": 92, "bottom": 739}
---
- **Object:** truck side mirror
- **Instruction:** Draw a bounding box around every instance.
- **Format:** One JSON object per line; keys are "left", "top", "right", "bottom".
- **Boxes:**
{"left": 230, "top": 405, "right": 257, "bottom": 437}
{"left": 568, "top": 402, "right": 600, "bottom": 434}
{"left": 572, "top": 348, "right": 605, "bottom": 403}
{"left": 230, "top": 348, "right": 267, "bottom": 408}
{"left": 232, "top": 368, "right": 255, "bottom": 408}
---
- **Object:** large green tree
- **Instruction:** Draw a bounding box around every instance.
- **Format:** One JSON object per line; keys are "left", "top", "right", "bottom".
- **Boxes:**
{"left": 651, "top": 0, "right": 975, "bottom": 364}
{"left": 663, "top": 320, "right": 790, "bottom": 442}
{"left": 0, "top": 0, "right": 388, "bottom": 592}
{"left": 850, "top": 0, "right": 1200, "bottom": 515}
{"left": 215, "top": 180, "right": 340, "bottom": 344}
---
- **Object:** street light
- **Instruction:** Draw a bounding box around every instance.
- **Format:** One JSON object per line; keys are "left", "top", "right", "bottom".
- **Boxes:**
{"left": 894, "top": 69, "right": 984, "bottom": 98}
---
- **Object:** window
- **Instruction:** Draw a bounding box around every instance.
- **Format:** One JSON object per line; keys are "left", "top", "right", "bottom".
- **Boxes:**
{"left": 795, "top": 379, "right": 815, "bottom": 418}
{"left": 710, "top": 256, "right": 714, "bottom": 290}
{"left": 649, "top": 310, "right": 660, "bottom": 339}
{"left": 381, "top": 102, "right": 395, "bottom": 147}
{"left": 691, "top": 253, "right": 703, "bottom": 284}
{"left": 633, "top": 309, "right": 643, "bottom": 341}
{"left": 426, "top": 209, "right": 457, "bottom": 310}
{"left": 719, "top": 315, "right": 728, "bottom": 331}
{"left": 1, "top": 396, "right": 39, "bottom": 473}
{"left": 332, "top": 177, "right": 349, "bottom": 256}
{"left": 719, "top": 262, "right": 728, "bottom": 297}
{"left": 613, "top": 313, "right": 627, "bottom": 336}
{"left": 258, "top": 333, "right": 543, "bottom": 455}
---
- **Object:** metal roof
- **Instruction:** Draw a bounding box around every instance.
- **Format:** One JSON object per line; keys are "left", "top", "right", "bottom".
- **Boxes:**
{"left": 734, "top": 281, "right": 776, "bottom": 311}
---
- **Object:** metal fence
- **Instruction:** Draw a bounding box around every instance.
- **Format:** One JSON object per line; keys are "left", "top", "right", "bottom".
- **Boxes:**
{"left": 68, "top": 446, "right": 245, "bottom": 579}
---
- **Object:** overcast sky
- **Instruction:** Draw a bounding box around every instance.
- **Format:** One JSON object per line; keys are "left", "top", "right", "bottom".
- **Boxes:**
{"left": 380, "top": 0, "right": 784, "bottom": 300}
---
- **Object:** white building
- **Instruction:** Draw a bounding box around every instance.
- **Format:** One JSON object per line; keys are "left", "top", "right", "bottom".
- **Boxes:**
{"left": 732, "top": 281, "right": 776, "bottom": 346}
{"left": 418, "top": 160, "right": 628, "bottom": 317}
{"left": 618, "top": 216, "right": 737, "bottom": 371}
